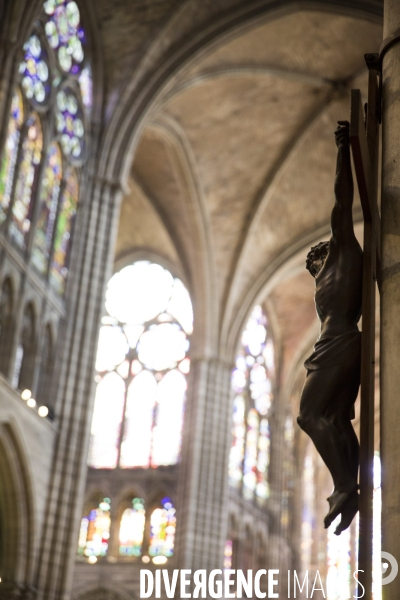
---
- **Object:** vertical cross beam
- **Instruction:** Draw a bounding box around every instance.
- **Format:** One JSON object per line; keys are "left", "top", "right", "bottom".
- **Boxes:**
{"left": 350, "top": 61, "right": 380, "bottom": 600}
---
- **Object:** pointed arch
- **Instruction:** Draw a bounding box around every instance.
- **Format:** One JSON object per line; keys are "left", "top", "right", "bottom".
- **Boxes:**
{"left": 0, "top": 422, "right": 35, "bottom": 589}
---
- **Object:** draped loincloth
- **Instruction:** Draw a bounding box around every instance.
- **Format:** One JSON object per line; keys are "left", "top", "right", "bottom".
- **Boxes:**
{"left": 304, "top": 330, "right": 361, "bottom": 373}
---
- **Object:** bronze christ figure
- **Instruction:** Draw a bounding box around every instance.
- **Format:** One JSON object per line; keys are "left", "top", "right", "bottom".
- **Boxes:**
{"left": 297, "top": 121, "right": 362, "bottom": 535}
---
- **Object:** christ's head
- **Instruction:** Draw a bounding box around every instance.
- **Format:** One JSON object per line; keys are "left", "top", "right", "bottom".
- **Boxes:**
{"left": 306, "top": 241, "right": 330, "bottom": 278}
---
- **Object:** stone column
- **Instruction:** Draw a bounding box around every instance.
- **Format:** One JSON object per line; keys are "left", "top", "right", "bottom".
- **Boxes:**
{"left": 34, "top": 175, "right": 123, "bottom": 600}
{"left": 175, "top": 356, "right": 233, "bottom": 572}
{"left": 380, "top": 2, "right": 400, "bottom": 597}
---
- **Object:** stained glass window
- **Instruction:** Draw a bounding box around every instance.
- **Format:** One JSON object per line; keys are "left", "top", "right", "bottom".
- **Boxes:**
{"left": 31, "top": 143, "right": 62, "bottom": 273}
{"left": 44, "top": 0, "right": 85, "bottom": 75}
{"left": 79, "top": 66, "right": 92, "bottom": 108}
{"left": 148, "top": 497, "right": 176, "bottom": 560}
{"left": 78, "top": 497, "right": 111, "bottom": 559}
{"left": 281, "top": 415, "right": 294, "bottom": 529}
{"left": 327, "top": 515, "right": 351, "bottom": 599}
{"left": 224, "top": 540, "right": 233, "bottom": 569}
{"left": 372, "top": 453, "right": 382, "bottom": 599}
{"left": 88, "top": 261, "right": 192, "bottom": 470}
{"left": 119, "top": 498, "right": 146, "bottom": 557}
{"left": 229, "top": 305, "right": 274, "bottom": 504}
{"left": 301, "top": 449, "right": 314, "bottom": 575}
{"left": 0, "top": 90, "right": 24, "bottom": 223}
{"left": 50, "top": 167, "right": 78, "bottom": 293}
{"left": 19, "top": 34, "right": 51, "bottom": 105}
{"left": 10, "top": 114, "right": 43, "bottom": 248}
{"left": 56, "top": 89, "right": 85, "bottom": 160}
{"left": 0, "top": 0, "right": 89, "bottom": 294}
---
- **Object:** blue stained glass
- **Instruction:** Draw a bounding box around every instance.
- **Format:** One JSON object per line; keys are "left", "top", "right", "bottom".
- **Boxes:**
{"left": 78, "top": 498, "right": 111, "bottom": 558}
{"left": 149, "top": 497, "right": 176, "bottom": 558}
{"left": 31, "top": 143, "right": 63, "bottom": 273}
{"left": 44, "top": 0, "right": 85, "bottom": 74}
{"left": 19, "top": 35, "right": 51, "bottom": 105}
{"left": 56, "top": 89, "right": 84, "bottom": 160}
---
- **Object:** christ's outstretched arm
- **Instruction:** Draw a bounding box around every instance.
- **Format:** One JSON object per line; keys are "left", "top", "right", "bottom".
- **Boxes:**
{"left": 331, "top": 121, "right": 355, "bottom": 244}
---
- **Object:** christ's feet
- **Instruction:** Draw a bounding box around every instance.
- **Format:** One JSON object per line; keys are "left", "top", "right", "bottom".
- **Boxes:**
{"left": 324, "top": 488, "right": 356, "bottom": 530}
{"left": 334, "top": 489, "right": 359, "bottom": 535}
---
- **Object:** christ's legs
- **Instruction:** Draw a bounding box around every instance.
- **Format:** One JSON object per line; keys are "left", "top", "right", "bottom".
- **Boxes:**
{"left": 297, "top": 364, "right": 359, "bottom": 527}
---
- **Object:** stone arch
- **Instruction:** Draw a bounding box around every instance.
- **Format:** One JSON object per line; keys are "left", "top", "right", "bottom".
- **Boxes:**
{"left": 0, "top": 421, "right": 35, "bottom": 592}
{"left": 100, "top": 0, "right": 382, "bottom": 186}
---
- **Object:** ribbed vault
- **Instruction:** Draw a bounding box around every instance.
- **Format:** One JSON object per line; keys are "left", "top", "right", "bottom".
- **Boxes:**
{"left": 117, "top": 4, "right": 381, "bottom": 377}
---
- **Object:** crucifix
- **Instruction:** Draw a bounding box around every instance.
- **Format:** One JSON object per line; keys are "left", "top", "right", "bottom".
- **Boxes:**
{"left": 297, "top": 54, "right": 382, "bottom": 600}
{"left": 350, "top": 53, "right": 381, "bottom": 600}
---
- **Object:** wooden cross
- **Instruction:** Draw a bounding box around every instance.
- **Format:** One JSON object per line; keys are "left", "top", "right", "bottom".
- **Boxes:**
{"left": 349, "top": 54, "right": 381, "bottom": 600}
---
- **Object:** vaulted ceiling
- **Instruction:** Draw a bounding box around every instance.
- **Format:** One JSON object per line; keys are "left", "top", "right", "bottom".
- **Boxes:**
{"left": 113, "top": 3, "right": 382, "bottom": 393}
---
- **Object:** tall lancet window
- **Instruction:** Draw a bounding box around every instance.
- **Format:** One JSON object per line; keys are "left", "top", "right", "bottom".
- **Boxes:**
{"left": 88, "top": 261, "right": 193, "bottom": 469}
{"left": 148, "top": 497, "right": 176, "bottom": 562}
{"left": 301, "top": 446, "right": 315, "bottom": 575}
{"left": 229, "top": 305, "right": 275, "bottom": 505}
{"left": 0, "top": 90, "right": 24, "bottom": 222}
{"left": 78, "top": 497, "right": 111, "bottom": 561}
{"left": 0, "top": 0, "right": 91, "bottom": 292}
{"left": 119, "top": 497, "right": 146, "bottom": 557}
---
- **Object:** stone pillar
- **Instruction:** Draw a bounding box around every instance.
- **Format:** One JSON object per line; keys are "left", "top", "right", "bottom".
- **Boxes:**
{"left": 175, "top": 356, "right": 233, "bottom": 572}
{"left": 380, "top": 2, "right": 400, "bottom": 597}
{"left": 34, "top": 175, "right": 123, "bottom": 600}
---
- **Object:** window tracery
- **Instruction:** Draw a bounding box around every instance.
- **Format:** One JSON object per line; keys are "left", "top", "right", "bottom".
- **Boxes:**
{"left": 19, "top": 34, "right": 52, "bottom": 106}
{"left": 88, "top": 261, "right": 193, "bottom": 470}
{"left": 229, "top": 305, "right": 274, "bottom": 505}
{"left": 0, "top": 0, "right": 91, "bottom": 293}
